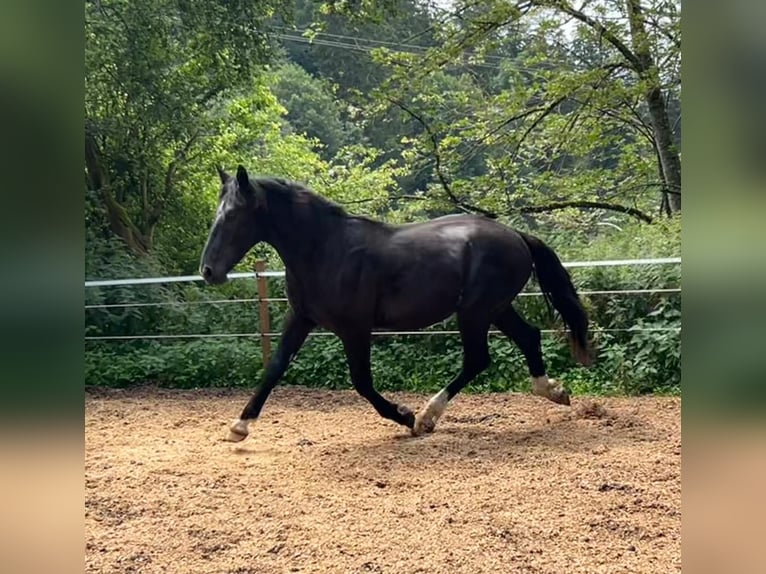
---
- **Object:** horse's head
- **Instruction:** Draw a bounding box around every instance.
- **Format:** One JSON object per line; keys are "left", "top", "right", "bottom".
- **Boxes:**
{"left": 199, "top": 165, "right": 263, "bottom": 285}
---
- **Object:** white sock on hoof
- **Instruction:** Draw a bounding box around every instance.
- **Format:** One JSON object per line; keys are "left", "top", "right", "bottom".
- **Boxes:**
{"left": 531, "top": 375, "right": 569, "bottom": 405}
{"left": 423, "top": 389, "right": 449, "bottom": 420}
{"left": 413, "top": 389, "right": 449, "bottom": 435}
{"left": 226, "top": 419, "right": 250, "bottom": 442}
{"left": 531, "top": 375, "right": 553, "bottom": 398}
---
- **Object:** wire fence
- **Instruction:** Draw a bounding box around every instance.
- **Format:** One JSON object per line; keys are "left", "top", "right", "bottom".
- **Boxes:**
{"left": 83, "top": 288, "right": 682, "bottom": 311}
{"left": 84, "top": 327, "right": 681, "bottom": 342}
{"left": 84, "top": 257, "right": 681, "bottom": 345}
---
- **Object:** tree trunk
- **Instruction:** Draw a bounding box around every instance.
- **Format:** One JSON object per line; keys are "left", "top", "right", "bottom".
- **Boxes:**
{"left": 101, "top": 189, "right": 152, "bottom": 254}
{"left": 85, "top": 130, "right": 152, "bottom": 255}
{"left": 644, "top": 86, "right": 682, "bottom": 211}
{"left": 544, "top": 1, "right": 682, "bottom": 213}
{"left": 625, "top": 0, "right": 681, "bottom": 212}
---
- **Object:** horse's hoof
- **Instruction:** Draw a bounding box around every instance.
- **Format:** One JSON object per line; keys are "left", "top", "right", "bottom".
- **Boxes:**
{"left": 411, "top": 413, "right": 436, "bottom": 436}
{"left": 549, "top": 388, "right": 571, "bottom": 406}
{"left": 533, "top": 377, "right": 571, "bottom": 406}
{"left": 225, "top": 430, "right": 248, "bottom": 442}
{"left": 225, "top": 419, "right": 249, "bottom": 442}
{"left": 546, "top": 380, "right": 571, "bottom": 406}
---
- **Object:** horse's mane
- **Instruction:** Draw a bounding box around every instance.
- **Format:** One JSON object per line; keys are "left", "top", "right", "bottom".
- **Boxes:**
{"left": 254, "top": 177, "right": 347, "bottom": 219}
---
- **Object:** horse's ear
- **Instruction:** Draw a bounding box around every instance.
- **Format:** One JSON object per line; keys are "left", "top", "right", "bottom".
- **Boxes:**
{"left": 216, "top": 166, "right": 229, "bottom": 184}
{"left": 235, "top": 164, "right": 265, "bottom": 208}
{"left": 236, "top": 165, "right": 250, "bottom": 191}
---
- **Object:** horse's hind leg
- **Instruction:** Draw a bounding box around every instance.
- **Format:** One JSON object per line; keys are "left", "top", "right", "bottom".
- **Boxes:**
{"left": 493, "top": 307, "right": 570, "bottom": 405}
{"left": 412, "top": 315, "right": 491, "bottom": 436}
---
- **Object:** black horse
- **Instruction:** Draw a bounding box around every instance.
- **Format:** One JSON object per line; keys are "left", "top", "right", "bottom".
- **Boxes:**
{"left": 200, "top": 166, "right": 591, "bottom": 441}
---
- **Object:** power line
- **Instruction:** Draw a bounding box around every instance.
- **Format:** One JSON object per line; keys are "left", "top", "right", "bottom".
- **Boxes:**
{"left": 273, "top": 29, "right": 633, "bottom": 82}
{"left": 274, "top": 26, "right": 437, "bottom": 54}
{"left": 275, "top": 32, "right": 507, "bottom": 71}
{"left": 274, "top": 10, "right": 661, "bottom": 72}
{"left": 275, "top": 26, "right": 526, "bottom": 67}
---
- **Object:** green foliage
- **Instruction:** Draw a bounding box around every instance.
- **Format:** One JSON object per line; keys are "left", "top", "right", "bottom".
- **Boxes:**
{"left": 147, "top": 75, "right": 402, "bottom": 274}
{"left": 85, "top": 0, "right": 290, "bottom": 253}
{"left": 285, "top": 0, "right": 436, "bottom": 96}
{"left": 84, "top": 0, "right": 682, "bottom": 397}
{"left": 270, "top": 63, "right": 362, "bottom": 158}
{"left": 365, "top": 0, "right": 681, "bottom": 224}
{"left": 86, "top": 340, "right": 264, "bottom": 389}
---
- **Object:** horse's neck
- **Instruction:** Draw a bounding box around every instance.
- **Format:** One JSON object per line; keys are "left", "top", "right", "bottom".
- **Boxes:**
{"left": 263, "top": 203, "right": 345, "bottom": 275}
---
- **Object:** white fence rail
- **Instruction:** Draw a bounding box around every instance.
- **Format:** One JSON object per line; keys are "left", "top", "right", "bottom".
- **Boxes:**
{"left": 84, "top": 257, "right": 681, "bottom": 288}
{"left": 84, "top": 258, "right": 681, "bottom": 348}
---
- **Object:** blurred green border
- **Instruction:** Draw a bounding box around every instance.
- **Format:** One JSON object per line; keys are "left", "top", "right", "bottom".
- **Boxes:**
{"left": 683, "top": 0, "right": 766, "bottom": 420}
{"left": 0, "top": 0, "right": 84, "bottom": 422}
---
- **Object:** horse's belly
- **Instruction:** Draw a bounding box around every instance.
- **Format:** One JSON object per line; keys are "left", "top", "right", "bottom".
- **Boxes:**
{"left": 374, "top": 290, "right": 458, "bottom": 330}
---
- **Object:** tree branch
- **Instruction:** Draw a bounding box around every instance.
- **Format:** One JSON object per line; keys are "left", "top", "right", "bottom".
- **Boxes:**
{"left": 519, "top": 200, "right": 653, "bottom": 223}
{"left": 507, "top": 62, "right": 619, "bottom": 165}
{"left": 388, "top": 97, "right": 498, "bottom": 218}
{"left": 164, "top": 130, "right": 201, "bottom": 197}
{"left": 510, "top": 95, "right": 568, "bottom": 161}
{"left": 643, "top": 13, "right": 681, "bottom": 51}
{"left": 538, "top": 1, "right": 644, "bottom": 72}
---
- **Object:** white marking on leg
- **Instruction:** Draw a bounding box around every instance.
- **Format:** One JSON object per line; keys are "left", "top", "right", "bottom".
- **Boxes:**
{"left": 531, "top": 375, "right": 552, "bottom": 398}
{"left": 226, "top": 418, "right": 251, "bottom": 442}
{"left": 424, "top": 389, "right": 449, "bottom": 419}
{"left": 531, "top": 375, "right": 570, "bottom": 406}
{"left": 413, "top": 389, "right": 449, "bottom": 435}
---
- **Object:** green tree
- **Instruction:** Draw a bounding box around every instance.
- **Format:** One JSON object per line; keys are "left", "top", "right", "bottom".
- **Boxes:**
{"left": 540, "top": 0, "right": 682, "bottom": 212}
{"left": 270, "top": 63, "right": 361, "bottom": 159}
{"left": 154, "top": 77, "right": 403, "bottom": 273}
{"left": 84, "top": 0, "right": 289, "bottom": 254}
{"left": 367, "top": 0, "right": 681, "bottom": 224}
{"left": 276, "top": 0, "right": 440, "bottom": 176}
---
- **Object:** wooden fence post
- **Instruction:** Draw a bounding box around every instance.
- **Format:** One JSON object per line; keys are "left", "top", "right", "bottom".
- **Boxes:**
{"left": 254, "top": 260, "right": 271, "bottom": 366}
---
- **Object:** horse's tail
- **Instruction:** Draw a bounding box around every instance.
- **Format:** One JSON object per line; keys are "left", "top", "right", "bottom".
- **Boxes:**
{"left": 519, "top": 231, "right": 592, "bottom": 366}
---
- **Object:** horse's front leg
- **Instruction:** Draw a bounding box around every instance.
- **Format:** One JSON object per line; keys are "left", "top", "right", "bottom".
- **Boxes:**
{"left": 226, "top": 311, "right": 314, "bottom": 442}
{"left": 340, "top": 334, "right": 415, "bottom": 430}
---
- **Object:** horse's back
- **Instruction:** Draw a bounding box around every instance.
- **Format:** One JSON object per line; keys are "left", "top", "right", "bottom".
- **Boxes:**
{"left": 371, "top": 215, "right": 533, "bottom": 328}
{"left": 389, "top": 215, "right": 531, "bottom": 270}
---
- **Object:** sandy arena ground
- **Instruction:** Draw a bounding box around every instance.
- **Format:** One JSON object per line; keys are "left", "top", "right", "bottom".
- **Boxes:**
{"left": 85, "top": 386, "right": 681, "bottom": 574}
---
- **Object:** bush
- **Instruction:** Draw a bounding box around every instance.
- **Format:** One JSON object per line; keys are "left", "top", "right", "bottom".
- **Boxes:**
{"left": 85, "top": 340, "right": 265, "bottom": 389}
